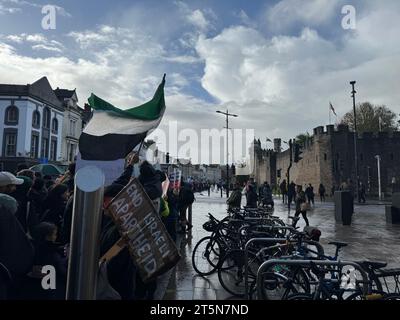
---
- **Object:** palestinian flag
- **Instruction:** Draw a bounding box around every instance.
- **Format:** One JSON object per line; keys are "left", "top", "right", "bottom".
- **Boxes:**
{"left": 79, "top": 74, "right": 166, "bottom": 161}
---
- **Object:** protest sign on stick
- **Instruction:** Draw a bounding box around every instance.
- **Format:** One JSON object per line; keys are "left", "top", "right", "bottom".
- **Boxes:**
{"left": 105, "top": 178, "right": 180, "bottom": 282}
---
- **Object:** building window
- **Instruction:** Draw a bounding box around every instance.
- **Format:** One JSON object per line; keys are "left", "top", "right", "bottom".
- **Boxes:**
{"left": 324, "top": 153, "right": 327, "bottom": 161}
{"left": 69, "top": 119, "right": 76, "bottom": 137}
{"left": 50, "top": 139, "right": 57, "bottom": 161}
{"left": 390, "top": 153, "right": 394, "bottom": 161}
{"left": 30, "top": 133, "right": 39, "bottom": 159}
{"left": 32, "top": 110, "right": 40, "bottom": 128}
{"left": 5, "top": 105, "right": 19, "bottom": 125}
{"left": 316, "top": 155, "right": 318, "bottom": 163}
{"left": 68, "top": 143, "right": 76, "bottom": 162}
{"left": 360, "top": 153, "right": 363, "bottom": 162}
{"left": 43, "top": 107, "right": 51, "bottom": 129}
{"left": 4, "top": 132, "right": 17, "bottom": 156}
{"left": 41, "top": 137, "right": 49, "bottom": 158}
{"left": 52, "top": 118, "right": 58, "bottom": 134}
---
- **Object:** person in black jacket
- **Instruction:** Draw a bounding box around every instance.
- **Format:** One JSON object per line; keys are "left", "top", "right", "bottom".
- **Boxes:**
{"left": 246, "top": 184, "right": 258, "bottom": 208}
{"left": 10, "top": 176, "right": 33, "bottom": 233}
{"left": 178, "top": 182, "right": 195, "bottom": 232}
{"left": 287, "top": 181, "right": 296, "bottom": 205}
{"left": 28, "top": 222, "right": 68, "bottom": 300}
{"left": 41, "top": 184, "right": 69, "bottom": 234}
{"left": 0, "top": 194, "right": 34, "bottom": 299}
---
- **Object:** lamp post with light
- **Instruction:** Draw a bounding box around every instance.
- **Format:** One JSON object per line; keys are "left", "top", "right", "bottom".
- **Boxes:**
{"left": 216, "top": 109, "right": 238, "bottom": 198}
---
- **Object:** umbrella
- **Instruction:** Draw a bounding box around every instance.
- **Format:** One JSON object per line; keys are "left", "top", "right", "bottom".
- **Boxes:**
{"left": 29, "top": 164, "right": 65, "bottom": 177}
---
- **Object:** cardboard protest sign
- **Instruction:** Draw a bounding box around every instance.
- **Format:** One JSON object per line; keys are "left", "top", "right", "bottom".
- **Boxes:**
{"left": 106, "top": 178, "right": 180, "bottom": 282}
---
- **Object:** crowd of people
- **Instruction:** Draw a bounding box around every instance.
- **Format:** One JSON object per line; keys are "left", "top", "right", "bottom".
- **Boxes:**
{"left": 0, "top": 156, "right": 195, "bottom": 300}
{"left": 226, "top": 177, "right": 370, "bottom": 229}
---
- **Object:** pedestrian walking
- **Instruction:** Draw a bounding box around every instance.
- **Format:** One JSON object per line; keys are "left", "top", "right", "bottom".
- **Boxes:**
{"left": 294, "top": 185, "right": 309, "bottom": 227}
{"left": 280, "top": 179, "right": 287, "bottom": 204}
{"left": 319, "top": 183, "right": 326, "bottom": 202}
{"left": 287, "top": 181, "right": 296, "bottom": 205}
{"left": 305, "top": 183, "right": 315, "bottom": 205}
{"left": 178, "top": 182, "right": 195, "bottom": 233}
{"left": 246, "top": 184, "right": 258, "bottom": 208}
{"left": 359, "top": 182, "right": 366, "bottom": 203}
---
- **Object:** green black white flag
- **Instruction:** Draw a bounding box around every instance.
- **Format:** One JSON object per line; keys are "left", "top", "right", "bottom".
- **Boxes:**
{"left": 79, "top": 74, "right": 166, "bottom": 161}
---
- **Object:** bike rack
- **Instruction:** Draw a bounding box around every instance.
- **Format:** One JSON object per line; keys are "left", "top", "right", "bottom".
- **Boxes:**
{"left": 244, "top": 237, "right": 287, "bottom": 300}
{"left": 243, "top": 237, "right": 325, "bottom": 299}
{"left": 256, "top": 259, "right": 369, "bottom": 300}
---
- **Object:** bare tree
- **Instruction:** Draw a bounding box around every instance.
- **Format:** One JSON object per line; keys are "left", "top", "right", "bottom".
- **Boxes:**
{"left": 340, "top": 102, "right": 398, "bottom": 133}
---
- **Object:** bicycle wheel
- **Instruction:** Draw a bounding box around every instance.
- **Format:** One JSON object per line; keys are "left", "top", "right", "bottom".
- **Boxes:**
{"left": 192, "top": 236, "right": 222, "bottom": 276}
{"left": 286, "top": 293, "right": 314, "bottom": 300}
{"left": 218, "top": 249, "right": 260, "bottom": 297}
{"left": 259, "top": 266, "right": 311, "bottom": 300}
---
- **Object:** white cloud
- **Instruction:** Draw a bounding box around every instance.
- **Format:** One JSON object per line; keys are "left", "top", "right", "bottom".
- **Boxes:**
{"left": 5, "top": 34, "right": 23, "bottom": 43}
{"left": 0, "top": 3, "right": 21, "bottom": 14}
{"left": 0, "top": 1, "right": 71, "bottom": 16}
{"left": 26, "top": 34, "right": 47, "bottom": 43}
{"left": 164, "top": 55, "right": 201, "bottom": 64}
{"left": 267, "top": 0, "right": 341, "bottom": 31}
{"left": 187, "top": 9, "right": 209, "bottom": 31}
{"left": 32, "top": 44, "right": 62, "bottom": 53}
{"left": 175, "top": 1, "right": 216, "bottom": 33}
{"left": 195, "top": 3, "right": 400, "bottom": 141}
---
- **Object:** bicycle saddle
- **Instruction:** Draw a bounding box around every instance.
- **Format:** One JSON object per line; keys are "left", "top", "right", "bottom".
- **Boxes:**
{"left": 328, "top": 241, "right": 348, "bottom": 248}
{"left": 288, "top": 216, "right": 300, "bottom": 221}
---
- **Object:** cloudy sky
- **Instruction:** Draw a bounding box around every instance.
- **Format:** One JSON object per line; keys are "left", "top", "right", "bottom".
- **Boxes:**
{"left": 1, "top": 0, "right": 399, "bottom": 163}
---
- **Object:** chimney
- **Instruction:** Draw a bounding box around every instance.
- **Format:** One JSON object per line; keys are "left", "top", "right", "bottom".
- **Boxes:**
{"left": 326, "top": 125, "right": 335, "bottom": 135}
{"left": 273, "top": 138, "right": 281, "bottom": 153}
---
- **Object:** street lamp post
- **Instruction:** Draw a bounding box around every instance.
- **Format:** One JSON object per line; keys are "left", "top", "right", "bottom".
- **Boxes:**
{"left": 350, "top": 81, "right": 360, "bottom": 203}
{"left": 375, "top": 155, "right": 382, "bottom": 200}
{"left": 216, "top": 109, "right": 238, "bottom": 198}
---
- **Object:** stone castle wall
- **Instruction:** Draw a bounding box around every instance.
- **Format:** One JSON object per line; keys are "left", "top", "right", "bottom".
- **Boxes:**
{"left": 255, "top": 125, "right": 400, "bottom": 195}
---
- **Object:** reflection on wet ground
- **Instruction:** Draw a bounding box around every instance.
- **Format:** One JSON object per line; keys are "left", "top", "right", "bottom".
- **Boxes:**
{"left": 163, "top": 191, "right": 400, "bottom": 300}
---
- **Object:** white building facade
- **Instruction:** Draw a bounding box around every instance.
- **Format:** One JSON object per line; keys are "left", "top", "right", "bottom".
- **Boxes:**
{"left": 0, "top": 77, "right": 64, "bottom": 172}
{"left": 54, "top": 88, "right": 83, "bottom": 165}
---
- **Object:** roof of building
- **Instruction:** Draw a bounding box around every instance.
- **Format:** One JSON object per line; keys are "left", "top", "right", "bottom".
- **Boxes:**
{"left": 0, "top": 77, "right": 63, "bottom": 111}
{"left": 54, "top": 88, "right": 76, "bottom": 100}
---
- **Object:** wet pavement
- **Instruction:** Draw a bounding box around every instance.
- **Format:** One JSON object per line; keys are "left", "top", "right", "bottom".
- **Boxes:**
{"left": 163, "top": 191, "right": 400, "bottom": 300}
